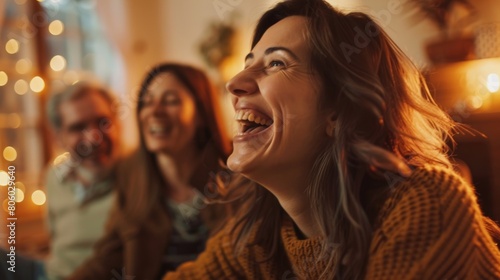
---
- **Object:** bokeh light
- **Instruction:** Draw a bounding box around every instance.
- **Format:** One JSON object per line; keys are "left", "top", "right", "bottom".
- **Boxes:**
{"left": 5, "top": 39, "right": 19, "bottom": 54}
{"left": 486, "top": 73, "right": 500, "bottom": 93}
{"left": 3, "top": 146, "right": 17, "bottom": 161}
{"left": 48, "top": 20, "right": 64, "bottom": 35}
{"left": 0, "top": 71, "right": 8, "bottom": 86}
{"left": 32, "top": 190, "right": 46, "bottom": 205}
{"left": 15, "top": 189, "right": 25, "bottom": 203}
{"left": 30, "top": 76, "right": 45, "bottom": 93}
{"left": 0, "top": 171, "right": 9, "bottom": 186}
{"left": 16, "top": 59, "right": 32, "bottom": 74}
{"left": 14, "top": 79, "right": 28, "bottom": 95}
{"left": 50, "top": 55, "right": 66, "bottom": 71}
{"left": 469, "top": 96, "right": 483, "bottom": 109}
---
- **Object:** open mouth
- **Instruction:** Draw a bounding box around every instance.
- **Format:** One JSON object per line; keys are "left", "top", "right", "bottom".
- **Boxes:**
{"left": 148, "top": 124, "right": 172, "bottom": 135}
{"left": 235, "top": 109, "right": 273, "bottom": 135}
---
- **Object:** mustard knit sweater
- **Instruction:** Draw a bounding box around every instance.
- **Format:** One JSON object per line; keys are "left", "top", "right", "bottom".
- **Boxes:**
{"left": 163, "top": 166, "right": 500, "bottom": 279}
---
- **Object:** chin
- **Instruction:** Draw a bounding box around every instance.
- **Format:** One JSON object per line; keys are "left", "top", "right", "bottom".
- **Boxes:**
{"left": 226, "top": 156, "right": 241, "bottom": 173}
{"left": 227, "top": 154, "right": 258, "bottom": 178}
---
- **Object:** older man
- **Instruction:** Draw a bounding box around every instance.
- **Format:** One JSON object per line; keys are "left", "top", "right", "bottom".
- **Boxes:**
{"left": 42, "top": 81, "right": 121, "bottom": 280}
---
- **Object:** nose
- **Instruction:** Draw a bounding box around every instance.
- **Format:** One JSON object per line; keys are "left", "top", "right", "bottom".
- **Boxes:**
{"left": 226, "top": 69, "right": 258, "bottom": 97}
{"left": 151, "top": 100, "right": 166, "bottom": 117}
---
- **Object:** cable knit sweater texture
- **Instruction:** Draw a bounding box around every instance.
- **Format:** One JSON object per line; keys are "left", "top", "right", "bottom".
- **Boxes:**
{"left": 163, "top": 165, "right": 500, "bottom": 279}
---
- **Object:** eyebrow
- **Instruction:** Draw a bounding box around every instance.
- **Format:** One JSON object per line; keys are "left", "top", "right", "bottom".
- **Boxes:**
{"left": 244, "top": 46, "right": 300, "bottom": 63}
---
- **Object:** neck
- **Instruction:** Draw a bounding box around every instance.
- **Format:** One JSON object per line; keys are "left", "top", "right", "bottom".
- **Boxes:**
{"left": 276, "top": 190, "right": 320, "bottom": 239}
{"left": 156, "top": 144, "right": 202, "bottom": 201}
{"left": 260, "top": 166, "right": 321, "bottom": 239}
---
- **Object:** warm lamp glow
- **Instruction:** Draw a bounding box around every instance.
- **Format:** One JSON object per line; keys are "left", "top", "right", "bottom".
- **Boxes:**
{"left": 486, "top": 73, "right": 500, "bottom": 93}
{"left": 14, "top": 79, "right": 28, "bottom": 95}
{"left": 0, "top": 71, "right": 8, "bottom": 86}
{"left": 0, "top": 171, "right": 9, "bottom": 186}
{"left": 16, "top": 59, "right": 32, "bottom": 74}
{"left": 30, "top": 76, "right": 45, "bottom": 93}
{"left": 50, "top": 55, "right": 66, "bottom": 71}
{"left": 3, "top": 146, "right": 17, "bottom": 161}
{"left": 32, "top": 190, "right": 46, "bottom": 205}
{"left": 5, "top": 39, "right": 19, "bottom": 54}
{"left": 15, "top": 189, "right": 24, "bottom": 203}
{"left": 48, "top": 20, "right": 64, "bottom": 36}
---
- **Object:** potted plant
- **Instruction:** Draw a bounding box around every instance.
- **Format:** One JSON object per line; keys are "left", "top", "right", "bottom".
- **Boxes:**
{"left": 409, "top": 0, "right": 477, "bottom": 64}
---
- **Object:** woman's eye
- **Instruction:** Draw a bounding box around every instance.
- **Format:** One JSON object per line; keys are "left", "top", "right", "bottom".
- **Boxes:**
{"left": 268, "top": 60, "right": 285, "bottom": 68}
{"left": 163, "top": 96, "right": 181, "bottom": 105}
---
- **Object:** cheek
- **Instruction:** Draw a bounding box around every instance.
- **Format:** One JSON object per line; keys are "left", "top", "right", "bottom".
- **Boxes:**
{"left": 178, "top": 103, "right": 198, "bottom": 130}
{"left": 138, "top": 109, "right": 149, "bottom": 125}
{"left": 63, "top": 133, "right": 83, "bottom": 151}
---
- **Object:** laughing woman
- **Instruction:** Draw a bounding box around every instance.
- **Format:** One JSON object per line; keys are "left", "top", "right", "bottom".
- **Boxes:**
{"left": 163, "top": 0, "right": 500, "bottom": 279}
{"left": 68, "top": 63, "right": 230, "bottom": 280}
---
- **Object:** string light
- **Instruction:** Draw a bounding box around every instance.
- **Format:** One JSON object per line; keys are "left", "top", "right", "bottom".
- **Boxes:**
{"left": 15, "top": 59, "right": 32, "bottom": 74}
{"left": 0, "top": 171, "right": 9, "bottom": 186}
{"left": 32, "top": 190, "right": 47, "bottom": 205}
{"left": 50, "top": 55, "right": 66, "bottom": 71}
{"left": 15, "top": 189, "right": 24, "bottom": 203}
{"left": 3, "top": 146, "right": 17, "bottom": 161}
{"left": 30, "top": 76, "right": 45, "bottom": 93}
{"left": 0, "top": 71, "right": 8, "bottom": 86}
{"left": 14, "top": 80, "right": 28, "bottom": 95}
{"left": 48, "top": 20, "right": 64, "bottom": 35}
{"left": 5, "top": 39, "right": 19, "bottom": 54}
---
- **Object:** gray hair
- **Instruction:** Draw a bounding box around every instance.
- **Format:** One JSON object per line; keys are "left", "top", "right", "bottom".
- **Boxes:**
{"left": 46, "top": 81, "right": 117, "bottom": 130}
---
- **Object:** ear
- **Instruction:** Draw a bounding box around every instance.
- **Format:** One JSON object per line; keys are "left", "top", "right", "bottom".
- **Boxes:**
{"left": 325, "top": 111, "right": 337, "bottom": 137}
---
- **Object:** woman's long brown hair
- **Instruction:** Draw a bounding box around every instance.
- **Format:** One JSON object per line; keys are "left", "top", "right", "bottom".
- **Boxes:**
{"left": 228, "top": 0, "right": 477, "bottom": 279}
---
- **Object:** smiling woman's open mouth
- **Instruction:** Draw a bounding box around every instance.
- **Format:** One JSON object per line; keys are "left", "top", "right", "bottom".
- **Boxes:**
{"left": 235, "top": 109, "right": 273, "bottom": 136}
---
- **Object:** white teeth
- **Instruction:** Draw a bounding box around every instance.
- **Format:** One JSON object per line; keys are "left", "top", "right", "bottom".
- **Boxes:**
{"left": 234, "top": 110, "right": 273, "bottom": 126}
{"left": 150, "top": 125, "right": 168, "bottom": 133}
